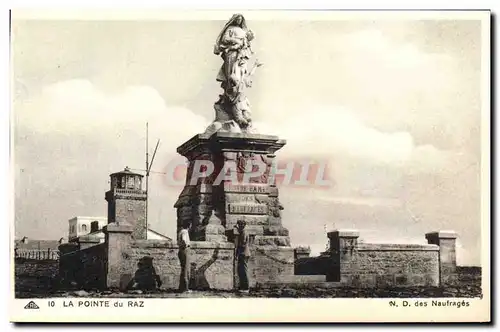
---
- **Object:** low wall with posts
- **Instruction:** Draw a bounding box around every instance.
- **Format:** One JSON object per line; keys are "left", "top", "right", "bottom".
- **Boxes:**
{"left": 321, "top": 230, "right": 457, "bottom": 288}
{"left": 58, "top": 225, "right": 457, "bottom": 290}
{"left": 103, "top": 223, "right": 296, "bottom": 290}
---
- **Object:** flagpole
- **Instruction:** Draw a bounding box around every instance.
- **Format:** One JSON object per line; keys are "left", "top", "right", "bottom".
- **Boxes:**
{"left": 145, "top": 122, "right": 149, "bottom": 238}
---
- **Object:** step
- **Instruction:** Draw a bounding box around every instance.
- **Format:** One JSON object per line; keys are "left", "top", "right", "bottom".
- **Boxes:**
{"left": 255, "top": 275, "right": 344, "bottom": 289}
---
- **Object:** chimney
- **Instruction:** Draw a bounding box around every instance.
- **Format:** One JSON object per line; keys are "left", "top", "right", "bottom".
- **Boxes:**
{"left": 90, "top": 221, "right": 100, "bottom": 233}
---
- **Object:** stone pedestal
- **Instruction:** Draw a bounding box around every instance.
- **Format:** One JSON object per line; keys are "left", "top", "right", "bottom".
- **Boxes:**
{"left": 103, "top": 222, "right": 133, "bottom": 289}
{"left": 327, "top": 230, "right": 360, "bottom": 282}
{"left": 175, "top": 132, "right": 290, "bottom": 243}
{"left": 78, "top": 234, "right": 101, "bottom": 250}
{"left": 328, "top": 230, "right": 360, "bottom": 251}
{"left": 175, "top": 132, "right": 295, "bottom": 287}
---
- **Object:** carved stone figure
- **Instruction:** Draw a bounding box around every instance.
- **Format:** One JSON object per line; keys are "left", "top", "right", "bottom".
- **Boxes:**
{"left": 205, "top": 14, "right": 262, "bottom": 135}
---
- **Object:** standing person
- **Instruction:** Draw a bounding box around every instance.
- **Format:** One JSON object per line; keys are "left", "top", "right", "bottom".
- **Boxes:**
{"left": 235, "top": 220, "right": 251, "bottom": 293}
{"left": 177, "top": 221, "right": 192, "bottom": 293}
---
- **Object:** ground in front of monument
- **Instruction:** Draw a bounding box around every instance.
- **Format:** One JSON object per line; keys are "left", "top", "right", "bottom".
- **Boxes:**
{"left": 15, "top": 259, "right": 481, "bottom": 299}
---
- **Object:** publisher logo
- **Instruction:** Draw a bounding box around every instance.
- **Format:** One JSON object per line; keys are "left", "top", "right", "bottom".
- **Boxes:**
{"left": 24, "top": 301, "right": 39, "bottom": 309}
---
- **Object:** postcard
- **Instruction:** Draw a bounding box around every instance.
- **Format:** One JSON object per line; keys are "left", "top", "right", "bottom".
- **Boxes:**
{"left": 9, "top": 9, "right": 491, "bottom": 323}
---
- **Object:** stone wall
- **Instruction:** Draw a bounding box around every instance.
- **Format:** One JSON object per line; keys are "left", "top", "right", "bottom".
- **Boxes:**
{"left": 58, "top": 242, "right": 107, "bottom": 289}
{"left": 320, "top": 230, "right": 458, "bottom": 288}
{"left": 15, "top": 259, "right": 59, "bottom": 278}
{"left": 103, "top": 223, "right": 235, "bottom": 291}
{"left": 120, "top": 242, "right": 297, "bottom": 289}
{"left": 246, "top": 246, "right": 295, "bottom": 287}
{"left": 103, "top": 222, "right": 296, "bottom": 290}
{"left": 59, "top": 224, "right": 458, "bottom": 290}
{"left": 124, "top": 240, "right": 234, "bottom": 290}
{"left": 337, "top": 243, "right": 439, "bottom": 287}
{"left": 80, "top": 243, "right": 107, "bottom": 289}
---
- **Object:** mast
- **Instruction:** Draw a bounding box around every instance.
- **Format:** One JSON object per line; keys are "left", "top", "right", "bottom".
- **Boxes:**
{"left": 144, "top": 122, "right": 160, "bottom": 239}
{"left": 145, "top": 123, "right": 149, "bottom": 236}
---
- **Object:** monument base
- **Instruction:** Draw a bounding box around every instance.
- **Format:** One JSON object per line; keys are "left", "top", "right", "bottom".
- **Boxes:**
{"left": 175, "top": 132, "right": 291, "bottom": 243}
{"left": 175, "top": 132, "right": 294, "bottom": 285}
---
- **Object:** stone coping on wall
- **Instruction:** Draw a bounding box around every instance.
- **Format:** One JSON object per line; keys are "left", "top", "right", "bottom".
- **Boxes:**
{"left": 327, "top": 230, "right": 360, "bottom": 238}
{"left": 130, "top": 240, "right": 235, "bottom": 249}
{"left": 425, "top": 230, "right": 458, "bottom": 239}
{"left": 294, "top": 246, "right": 311, "bottom": 253}
{"left": 103, "top": 223, "right": 134, "bottom": 233}
{"left": 78, "top": 235, "right": 101, "bottom": 243}
{"left": 356, "top": 243, "right": 439, "bottom": 251}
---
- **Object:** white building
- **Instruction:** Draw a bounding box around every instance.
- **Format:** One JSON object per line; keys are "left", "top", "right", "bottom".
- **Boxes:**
{"left": 68, "top": 216, "right": 107, "bottom": 241}
{"left": 68, "top": 216, "right": 171, "bottom": 242}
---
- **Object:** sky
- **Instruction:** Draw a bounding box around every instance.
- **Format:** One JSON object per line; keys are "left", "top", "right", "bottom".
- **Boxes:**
{"left": 11, "top": 13, "right": 486, "bottom": 265}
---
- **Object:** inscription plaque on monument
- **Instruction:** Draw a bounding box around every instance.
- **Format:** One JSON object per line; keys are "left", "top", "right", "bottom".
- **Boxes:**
{"left": 227, "top": 203, "right": 268, "bottom": 215}
{"left": 223, "top": 184, "right": 270, "bottom": 193}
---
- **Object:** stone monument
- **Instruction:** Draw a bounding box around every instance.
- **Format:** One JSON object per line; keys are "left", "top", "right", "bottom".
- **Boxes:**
{"left": 174, "top": 14, "right": 294, "bottom": 285}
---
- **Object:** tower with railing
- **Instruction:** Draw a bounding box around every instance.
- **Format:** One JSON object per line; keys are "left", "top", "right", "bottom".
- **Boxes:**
{"left": 105, "top": 166, "right": 147, "bottom": 239}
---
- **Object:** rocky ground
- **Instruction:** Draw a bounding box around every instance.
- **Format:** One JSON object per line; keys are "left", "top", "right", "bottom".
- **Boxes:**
{"left": 15, "top": 260, "right": 482, "bottom": 299}
{"left": 17, "top": 285, "right": 483, "bottom": 299}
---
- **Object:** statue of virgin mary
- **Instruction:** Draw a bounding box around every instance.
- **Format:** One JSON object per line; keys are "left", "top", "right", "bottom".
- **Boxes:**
{"left": 213, "top": 14, "right": 254, "bottom": 97}
{"left": 205, "top": 14, "right": 261, "bottom": 135}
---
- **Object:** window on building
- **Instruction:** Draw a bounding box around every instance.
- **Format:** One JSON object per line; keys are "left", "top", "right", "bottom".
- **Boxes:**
{"left": 111, "top": 177, "right": 117, "bottom": 189}
{"left": 126, "top": 176, "right": 135, "bottom": 189}
{"left": 82, "top": 224, "right": 87, "bottom": 232}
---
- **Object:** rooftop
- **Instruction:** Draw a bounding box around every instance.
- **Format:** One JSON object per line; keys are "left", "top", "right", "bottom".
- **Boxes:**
{"left": 15, "top": 239, "right": 62, "bottom": 250}
{"left": 110, "top": 166, "right": 144, "bottom": 178}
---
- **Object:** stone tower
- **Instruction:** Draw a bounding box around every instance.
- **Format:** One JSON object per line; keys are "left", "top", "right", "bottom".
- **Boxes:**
{"left": 105, "top": 166, "right": 147, "bottom": 239}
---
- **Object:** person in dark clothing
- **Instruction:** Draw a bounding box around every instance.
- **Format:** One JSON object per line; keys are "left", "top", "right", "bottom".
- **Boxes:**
{"left": 235, "top": 219, "right": 251, "bottom": 293}
{"left": 177, "top": 221, "right": 192, "bottom": 293}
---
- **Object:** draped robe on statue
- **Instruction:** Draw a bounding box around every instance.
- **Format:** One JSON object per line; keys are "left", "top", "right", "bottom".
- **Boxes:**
{"left": 215, "top": 25, "right": 252, "bottom": 98}
{"left": 207, "top": 14, "right": 258, "bottom": 134}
